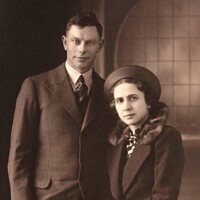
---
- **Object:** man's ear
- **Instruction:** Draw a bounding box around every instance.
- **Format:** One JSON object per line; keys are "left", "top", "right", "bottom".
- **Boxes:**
{"left": 62, "top": 35, "right": 67, "bottom": 51}
{"left": 97, "top": 39, "right": 104, "bottom": 53}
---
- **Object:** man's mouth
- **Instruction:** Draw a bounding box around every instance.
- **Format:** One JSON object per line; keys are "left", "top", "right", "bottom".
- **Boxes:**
{"left": 77, "top": 57, "right": 89, "bottom": 61}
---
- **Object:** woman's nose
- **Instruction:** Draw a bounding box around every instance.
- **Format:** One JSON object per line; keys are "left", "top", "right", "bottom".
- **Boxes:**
{"left": 123, "top": 100, "right": 131, "bottom": 110}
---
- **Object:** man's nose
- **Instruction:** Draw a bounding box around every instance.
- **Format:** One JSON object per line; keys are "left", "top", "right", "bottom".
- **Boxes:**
{"left": 78, "top": 42, "right": 86, "bottom": 53}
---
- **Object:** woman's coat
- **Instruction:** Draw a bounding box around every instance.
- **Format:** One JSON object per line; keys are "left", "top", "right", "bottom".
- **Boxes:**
{"left": 107, "top": 106, "right": 184, "bottom": 200}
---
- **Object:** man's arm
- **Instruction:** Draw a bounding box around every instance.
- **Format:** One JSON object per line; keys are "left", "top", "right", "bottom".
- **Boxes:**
{"left": 8, "top": 78, "right": 39, "bottom": 200}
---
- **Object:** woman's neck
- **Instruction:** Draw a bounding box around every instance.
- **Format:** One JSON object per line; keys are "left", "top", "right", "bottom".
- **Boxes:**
{"left": 129, "top": 125, "right": 140, "bottom": 133}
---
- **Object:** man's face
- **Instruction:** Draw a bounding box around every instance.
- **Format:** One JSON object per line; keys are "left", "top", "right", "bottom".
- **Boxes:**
{"left": 113, "top": 83, "right": 149, "bottom": 129}
{"left": 62, "top": 25, "right": 104, "bottom": 74}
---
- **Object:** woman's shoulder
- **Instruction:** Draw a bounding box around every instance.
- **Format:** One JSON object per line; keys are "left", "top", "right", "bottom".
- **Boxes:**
{"left": 162, "top": 125, "right": 181, "bottom": 136}
{"left": 156, "top": 124, "right": 183, "bottom": 145}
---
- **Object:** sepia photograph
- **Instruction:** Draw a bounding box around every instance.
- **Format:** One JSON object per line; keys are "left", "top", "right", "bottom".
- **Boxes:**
{"left": 1, "top": 0, "right": 200, "bottom": 199}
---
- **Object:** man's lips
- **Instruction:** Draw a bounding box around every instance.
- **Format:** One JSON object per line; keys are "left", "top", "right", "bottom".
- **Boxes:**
{"left": 76, "top": 57, "right": 89, "bottom": 61}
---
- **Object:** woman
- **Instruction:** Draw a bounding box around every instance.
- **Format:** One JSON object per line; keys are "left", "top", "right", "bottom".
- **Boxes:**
{"left": 104, "top": 65, "right": 184, "bottom": 200}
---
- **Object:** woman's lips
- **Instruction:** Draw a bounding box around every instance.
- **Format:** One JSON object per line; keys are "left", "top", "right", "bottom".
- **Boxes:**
{"left": 123, "top": 113, "right": 135, "bottom": 118}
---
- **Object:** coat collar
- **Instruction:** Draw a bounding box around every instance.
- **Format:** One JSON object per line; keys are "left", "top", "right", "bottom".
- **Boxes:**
{"left": 81, "top": 72, "right": 104, "bottom": 131}
{"left": 107, "top": 142, "right": 124, "bottom": 200}
{"left": 45, "top": 63, "right": 103, "bottom": 130}
{"left": 45, "top": 63, "right": 82, "bottom": 125}
{"left": 122, "top": 144, "right": 151, "bottom": 193}
{"left": 108, "top": 142, "right": 151, "bottom": 196}
{"left": 109, "top": 102, "right": 169, "bottom": 146}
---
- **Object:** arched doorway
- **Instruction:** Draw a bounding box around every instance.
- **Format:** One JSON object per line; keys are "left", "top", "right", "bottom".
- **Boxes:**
{"left": 114, "top": 0, "right": 200, "bottom": 136}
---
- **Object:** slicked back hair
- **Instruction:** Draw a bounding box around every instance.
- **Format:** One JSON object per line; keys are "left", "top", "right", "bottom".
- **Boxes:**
{"left": 65, "top": 12, "right": 103, "bottom": 38}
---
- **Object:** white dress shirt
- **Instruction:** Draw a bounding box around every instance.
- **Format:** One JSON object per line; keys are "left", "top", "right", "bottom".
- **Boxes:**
{"left": 65, "top": 61, "right": 92, "bottom": 95}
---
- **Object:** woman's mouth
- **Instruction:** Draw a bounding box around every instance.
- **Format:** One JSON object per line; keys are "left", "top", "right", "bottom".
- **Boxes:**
{"left": 123, "top": 113, "right": 135, "bottom": 118}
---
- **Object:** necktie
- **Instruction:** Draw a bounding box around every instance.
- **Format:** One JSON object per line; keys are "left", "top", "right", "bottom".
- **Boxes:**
{"left": 75, "top": 75, "right": 88, "bottom": 102}
{"left": 126, "top": 129, "right": 139, "bottom": 157}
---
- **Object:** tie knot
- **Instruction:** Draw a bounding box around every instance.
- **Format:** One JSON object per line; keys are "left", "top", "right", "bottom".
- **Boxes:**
{"left": 78, "top": 75, "right": 85, "bottom": 84}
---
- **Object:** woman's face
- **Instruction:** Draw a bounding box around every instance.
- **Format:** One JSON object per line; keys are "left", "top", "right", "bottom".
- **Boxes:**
{"left": 113, "top": 82, "right": 149, "bottom": 129}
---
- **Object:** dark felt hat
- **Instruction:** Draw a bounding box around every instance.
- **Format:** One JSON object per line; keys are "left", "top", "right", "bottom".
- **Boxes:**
{"left": 104, "top": 65, "right": 161, "bottom": 102}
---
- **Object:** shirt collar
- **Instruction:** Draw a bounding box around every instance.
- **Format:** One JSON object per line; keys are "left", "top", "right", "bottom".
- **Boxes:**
{"left": 65, "top": 61, "right": 93, "bottom": 92}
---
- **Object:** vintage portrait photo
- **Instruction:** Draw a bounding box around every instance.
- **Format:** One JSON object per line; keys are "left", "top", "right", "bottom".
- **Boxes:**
{"left": 1, "top": 0, "right": 200, "bottom": 199}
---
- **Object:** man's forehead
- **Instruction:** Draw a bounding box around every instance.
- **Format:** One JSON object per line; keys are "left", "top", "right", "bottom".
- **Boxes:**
{"left": 67, "top": 25, "right": 99, "bottom": 39}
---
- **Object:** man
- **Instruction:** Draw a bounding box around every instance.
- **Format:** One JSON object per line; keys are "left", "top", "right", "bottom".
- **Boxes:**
{"left": 8, "top": 12, "right": 113, "bottom": 200}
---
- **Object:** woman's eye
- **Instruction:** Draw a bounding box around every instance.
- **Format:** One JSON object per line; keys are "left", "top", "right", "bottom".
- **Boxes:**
{"left": 130, "top": 96, "right": 138, "bottom": 101}
{"left": 115, "top": 98, "right": 123, "bottom": 104}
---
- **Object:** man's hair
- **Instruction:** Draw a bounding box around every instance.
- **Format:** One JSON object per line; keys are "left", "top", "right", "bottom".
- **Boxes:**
{"left": 65, "top": 12, "right": 103, "bottom": 38}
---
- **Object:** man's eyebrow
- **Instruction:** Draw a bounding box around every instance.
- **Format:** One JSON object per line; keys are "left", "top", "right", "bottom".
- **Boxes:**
{"left": 70, "top": 37, "right": 96, "bottom": 42}
{"left": 71, "top": 37, "right": 80, "bottom": 40}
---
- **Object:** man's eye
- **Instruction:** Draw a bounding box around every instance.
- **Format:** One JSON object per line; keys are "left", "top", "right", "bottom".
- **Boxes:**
{"left": 86, "top": 41, "right": 96, "bottom": 46}
{"left": 72, "top": 39, "right": 80, "bottom": 45}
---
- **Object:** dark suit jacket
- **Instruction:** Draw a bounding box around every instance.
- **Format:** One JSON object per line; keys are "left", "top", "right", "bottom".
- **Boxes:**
{"left": 107, "top": 126, "right": 184, "bottom": 200}
{"left": 8, "top": 63, "right": 113, "bottom": 200}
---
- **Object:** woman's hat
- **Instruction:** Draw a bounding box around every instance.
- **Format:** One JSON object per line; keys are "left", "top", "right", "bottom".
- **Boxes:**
{"left": 104, "top": 65, "right": 161, "bottom": 102}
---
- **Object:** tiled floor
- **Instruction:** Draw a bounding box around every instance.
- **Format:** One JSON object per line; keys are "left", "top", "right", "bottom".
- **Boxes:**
{"left": 178, "top": 139, "right": 200, "bottom": 200}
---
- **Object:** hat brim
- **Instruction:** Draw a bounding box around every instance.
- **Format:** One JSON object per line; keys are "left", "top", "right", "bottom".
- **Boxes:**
{"left": 104, "top": 65, "right": 161, "bottom": 102}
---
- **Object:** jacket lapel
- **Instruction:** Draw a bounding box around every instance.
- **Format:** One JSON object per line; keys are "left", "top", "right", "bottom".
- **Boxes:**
{"left": 81, "top": 72, "right": 102, "bottom": 131}
{"left": 108, "top": 143, "right": 125, "bottom": 200}
{"left": 45, "top": 63, "right": 82, "bottom": 125}
{"left": 122, "top": 144, "right": 151, "bottom": 193}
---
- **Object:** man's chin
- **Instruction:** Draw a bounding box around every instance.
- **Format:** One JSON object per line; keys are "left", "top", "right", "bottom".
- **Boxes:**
{"left": 76, "top": 65, "right": 91, "bottom": 73}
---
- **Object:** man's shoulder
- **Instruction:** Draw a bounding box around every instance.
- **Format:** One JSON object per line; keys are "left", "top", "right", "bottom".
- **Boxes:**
{"left": 23, "top": 63, "right": 65, "bottom": 85}
{"left": 31, "top": 63, "right": 64, "bottom": 79}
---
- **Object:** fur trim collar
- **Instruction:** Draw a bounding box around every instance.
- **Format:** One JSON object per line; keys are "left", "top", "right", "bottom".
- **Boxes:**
{"left": 109, "top": 102, "right": 169, "bottom": 145}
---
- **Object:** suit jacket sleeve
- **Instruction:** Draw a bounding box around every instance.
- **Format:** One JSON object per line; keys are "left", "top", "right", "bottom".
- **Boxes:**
{"left": 8, "top": 78, "right": 39, "bottom": 200}
{"left": 146, "top": 127, "right": 185, "bottom": 200}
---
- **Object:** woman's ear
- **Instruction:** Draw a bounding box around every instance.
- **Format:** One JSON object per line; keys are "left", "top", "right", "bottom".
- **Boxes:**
{"left": 110, "top": 99, "right": 115, "bottom": 109}
{"left": 147, "top": 105, "right": 151, "bottom": 109}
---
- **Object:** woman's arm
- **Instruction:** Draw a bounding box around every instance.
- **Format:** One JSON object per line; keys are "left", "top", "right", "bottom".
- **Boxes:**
{"left": 150, "top": 126, "right": 184, "bottom": 200}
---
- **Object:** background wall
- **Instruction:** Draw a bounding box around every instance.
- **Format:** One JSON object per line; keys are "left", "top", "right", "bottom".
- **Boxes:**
{"left": 104, "top": 0, "right": 200, "bottom": 136}
{"left": 114, "top": 0, "right": 200, "bottom": 136}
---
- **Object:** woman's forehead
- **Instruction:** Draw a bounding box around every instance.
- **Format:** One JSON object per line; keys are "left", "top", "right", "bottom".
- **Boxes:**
{"left": 113, "top": 82, "right": 144, "bottom": 98}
